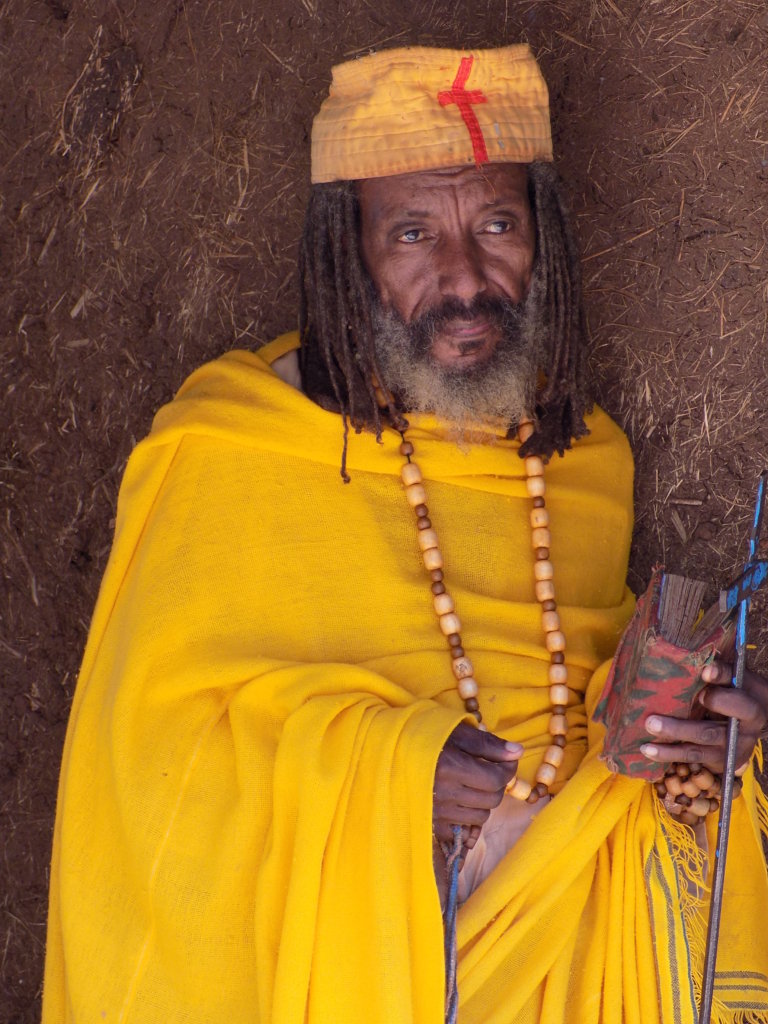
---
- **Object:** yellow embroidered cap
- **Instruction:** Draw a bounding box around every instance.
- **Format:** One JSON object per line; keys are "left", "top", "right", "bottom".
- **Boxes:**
{"left": 311, "top": 45, "right": 552, "bottom": 183}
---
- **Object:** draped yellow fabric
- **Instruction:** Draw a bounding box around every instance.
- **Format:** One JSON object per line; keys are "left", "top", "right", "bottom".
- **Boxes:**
{"left": 44, "top": 333, "right": 768, "bottom": 1023}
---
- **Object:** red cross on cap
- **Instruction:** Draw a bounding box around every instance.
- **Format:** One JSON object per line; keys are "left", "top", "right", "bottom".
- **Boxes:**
{"left": 437, "top": 56, "right": 489, "bottom": 164}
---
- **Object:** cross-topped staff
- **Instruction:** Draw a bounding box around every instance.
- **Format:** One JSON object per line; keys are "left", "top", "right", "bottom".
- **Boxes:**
{"left": 699, "top": 470, "right": 768, "bottom": 1024}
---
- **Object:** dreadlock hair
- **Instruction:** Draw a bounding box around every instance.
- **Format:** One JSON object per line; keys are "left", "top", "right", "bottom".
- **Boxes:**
{"left": 298, "top": 161, "right": 590, "bottom": 479}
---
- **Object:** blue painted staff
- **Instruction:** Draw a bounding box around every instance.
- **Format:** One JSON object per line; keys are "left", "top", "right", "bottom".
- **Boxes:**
{"left": 699, "top": 470, "right": 768, "bottom": 1024}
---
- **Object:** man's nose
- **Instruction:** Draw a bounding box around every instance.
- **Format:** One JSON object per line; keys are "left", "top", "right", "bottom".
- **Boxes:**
{"left": 436, "top": 235, "right": 487, "bottom": 303}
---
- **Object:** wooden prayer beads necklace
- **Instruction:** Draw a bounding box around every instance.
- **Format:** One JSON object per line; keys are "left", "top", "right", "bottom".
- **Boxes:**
{"left": 655, "top": 762, "right": 723, "bottom": 826}
{"left": 397, "top": 417, "right": 568, "bottom": 806}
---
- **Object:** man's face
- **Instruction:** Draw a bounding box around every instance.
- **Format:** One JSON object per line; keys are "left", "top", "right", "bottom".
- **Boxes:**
{"left": 358, "top": 163, "right": 536, "bottom": 372}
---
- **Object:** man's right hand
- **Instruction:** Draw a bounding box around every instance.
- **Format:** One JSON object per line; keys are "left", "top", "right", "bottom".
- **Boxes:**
{"left": 433, "top": 722, "right": 523, "bottom": 850}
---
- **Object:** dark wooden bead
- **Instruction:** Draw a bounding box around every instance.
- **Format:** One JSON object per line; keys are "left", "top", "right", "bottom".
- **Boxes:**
{"left": 431, "top": 582, "right": 446, "bottom": 595}
{"left": 450, "top": 646, "right": 465, "bottom": 659}
{"left": 654, "top": 782, "right": 668, "bottom": 798}
{"left": 552, "top": 735, "right": 567, "bottom": 748}
{"left": 415, "top": 503, "right": 429, "bottom": 518}
{"left": 526, "top": 790, "right": 541, "bottom": 804}
{"left": 534, "top": 783, "right": 549, "bottom": 798}
{"left": 552, "top": 705, "right": 567, "bottom": 715}
{"left": 417, "top": 517, "right": 432, "bottom": 530}
{"left": 542, "top": 599, "right": 557, "bottom": 612}
{"left": 533, "top": 496, "right": 545, "bottom": 508}
{"left": 464, "top": 697, "right": 479, "bottom": 712}
{"left": 551, "top": 652, "right": 565, "bottom": 664}
{"left": 448, "top": 634, "right": 462, "bottom": 647}
{"left": 472, "top": 710, "right": 483, "bottom": 723}
{"left": 535, "top": 548, "right": 550, "bottom": 560}
{"left": 674, "top": 794, "right": 692, "bottom": 807}
{"left": 399, "top": 440, "right": 414, "bottom": 457}
{"left": 430, "top": 569, "right": 444, "bottom": 583}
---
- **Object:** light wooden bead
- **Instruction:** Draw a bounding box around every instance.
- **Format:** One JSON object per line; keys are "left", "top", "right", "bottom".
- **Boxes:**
{"left": 682, "top": 779, "right": 701, "bottom": 800}
{"left": 544, "top": 744, "right": 565, "bottom": 768}
{"left": 692, "top": 768, "right": 715, "bottom": 791}
{"left": 439, "top": 612, "right": 462, "bottom": 636}
{"left": 549, "top": 713, "right": 568, "bottom": 737}
{"left": 433, "top": 593, "right": 454, "bottom": 615}
{"left": 690, "top": 796, "right": 711, "bottom": 818}
{"left": 525, "top": 456, "right": 545, "bottom": 477}
{"left": 417, "top": 528, "right": 439, "bottom": 552}
{"left": 517, "top": 419, "right": 534, "bottom": 442}
{"left": 457, "top": 677, "right": 479, "bottom": 700}
{"left": 530, "top": 507, "right": 549, "bottom": 529}
{"left": 545, "top": 630, "right": 566, "bottom": 653}
{"left": 548, "top": 663, "right": 568, "bottom": 685}
{"left": 506, "top": 776, "right": 532, "bottom": 800}
{"left": 533, "top": 560, "right": 554, "bottom": 581}
{"left": 401, "top": 462, "right": 422, "bottom": 486}
{"left": 535, "top": 580, "right": 555, "bottom": 602}
{"left": 525, "top": 475, "right": 546, "bottom": 498}
{"left": 531, "top": 527, "right": 551, "bottom": 549}
{"left": 663, "top": 774, "right": 684, "bottom": 797}
{"left": 422, "top": 548, "right": 443, "bottom": 571}
{"left": 405, "top": 483, "right": 427, "bottom": 507}
{"left": 541, "top": 610, "right": 560, "bottom": 633}
{"left": 549, "top": 683, "right": 569, "bottom": 705}
{"left": 535, "top": 762, "right": 557, "bottom": 787}
{"left": 452, "top": 657, "right": 474, "bottom": 679}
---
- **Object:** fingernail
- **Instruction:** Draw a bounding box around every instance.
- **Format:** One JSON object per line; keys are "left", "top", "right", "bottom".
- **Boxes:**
{"left": 701, "top": 665, "right": 716, "bottom": 682}
{"left": 646, "top": 716, "right": 662, "bottom": 734}
{"left": 640, "top": 744, "right": 659, "bottom": 758}
{"left": 505, "top": 741, "right": 524, "bottom": 755}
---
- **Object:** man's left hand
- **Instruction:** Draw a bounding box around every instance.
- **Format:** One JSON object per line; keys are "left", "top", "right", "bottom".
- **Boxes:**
{"left": 641, "top": 661, "right": 768, "bottom": 772}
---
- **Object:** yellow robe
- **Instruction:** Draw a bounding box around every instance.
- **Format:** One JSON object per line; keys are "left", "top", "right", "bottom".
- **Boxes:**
{"left": 43, "top": 333, "right": 768, "bottom": 1023}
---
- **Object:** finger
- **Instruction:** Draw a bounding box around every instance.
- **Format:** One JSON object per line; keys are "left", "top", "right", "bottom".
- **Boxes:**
{"left": 700, "top": 660, "right": 734, "bottom": 687}
{"left": 645, "top": 714, "right": 726, "bottom": 747}
{"left": 459, "top": 778, "right": 510, "bottom": 810}
{"left": 699, "top": 685, "right": 766, "bottom": 731}
{"left": 433, "top": 807, "right": 490, "bottom": 843}
{"left": 434, "top": 796, "right": 500, "bottom": 830}
{"left": 438, "top": 756, "right": 518, "bottom": 797}
{"left": 447, "top": 721, "right": 523, "bottom": 762}
{"left": 641, "top": 741, "right": 722, "bottom": 768}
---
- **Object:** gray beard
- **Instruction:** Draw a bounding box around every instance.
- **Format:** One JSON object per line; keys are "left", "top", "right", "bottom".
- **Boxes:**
{"left": 371, "top": 296, "right": 541, "bottom": 436}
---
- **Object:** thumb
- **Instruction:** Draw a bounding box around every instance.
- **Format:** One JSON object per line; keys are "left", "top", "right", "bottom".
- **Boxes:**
{"left": 448, "top": 721, "right": 523, "bottom": 762}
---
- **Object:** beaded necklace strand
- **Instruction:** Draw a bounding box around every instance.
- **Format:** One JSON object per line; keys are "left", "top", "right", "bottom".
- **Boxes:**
{"left": 379, "top": 379, "right": 722, "bottom": 825}
{"left": 397, "top": 417, "right": 568, "bottom": 804}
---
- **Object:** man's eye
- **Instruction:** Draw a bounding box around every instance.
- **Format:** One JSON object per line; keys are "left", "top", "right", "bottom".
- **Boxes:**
{"left": 485, "top": 220, "right": 511, "bottom": 234}
{"left": 397, "top": 228, "right": 423, "bottom": 243}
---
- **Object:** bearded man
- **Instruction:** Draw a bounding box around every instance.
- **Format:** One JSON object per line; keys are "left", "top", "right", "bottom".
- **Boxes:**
{"left": 43, "top": 45, "right": 768, "bottom": 1024}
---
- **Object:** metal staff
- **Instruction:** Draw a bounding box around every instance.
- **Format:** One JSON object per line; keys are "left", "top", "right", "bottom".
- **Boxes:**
{"left": 699, "top": 470, "right": 768, "bottom": 1024}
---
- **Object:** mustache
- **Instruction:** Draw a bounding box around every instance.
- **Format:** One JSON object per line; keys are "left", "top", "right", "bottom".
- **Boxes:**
{"left": 405, "top": 296, "right": 525, "bottom": 354}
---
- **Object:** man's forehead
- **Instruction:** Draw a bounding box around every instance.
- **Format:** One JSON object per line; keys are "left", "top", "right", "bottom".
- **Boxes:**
{"left": 356, "top": 162, "right": 531, "bottom": 217}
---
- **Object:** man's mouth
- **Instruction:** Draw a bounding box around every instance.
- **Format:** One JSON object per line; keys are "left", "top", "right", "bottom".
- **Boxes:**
{"left": 431, "top": 317, "right": 501, "bottom": 367}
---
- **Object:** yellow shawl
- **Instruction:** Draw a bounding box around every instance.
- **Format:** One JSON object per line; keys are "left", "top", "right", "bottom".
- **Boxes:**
{"left": 44, "top": 334, "right": 768, "bottom": 1023}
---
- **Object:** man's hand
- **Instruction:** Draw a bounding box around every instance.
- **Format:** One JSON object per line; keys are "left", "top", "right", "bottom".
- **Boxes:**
{"left": 433, "top": 722, "right": 523, "bottom": 849}
{"left": 641, "top": 661, "right": 768, "bottom": 773}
